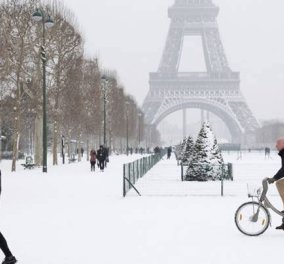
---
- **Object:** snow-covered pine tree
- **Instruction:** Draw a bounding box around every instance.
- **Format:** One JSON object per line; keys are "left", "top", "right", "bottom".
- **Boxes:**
{"left": 185, "top": 122, "right": 224, "bottom": 181}
{"left": 175, "top": 138, "right": 187, "bottom": 161}
{"left": 179, "top": 137, "right": 187, "bottom": 160}
{"left": 210, "top": 137, "right": 225, "bottom": 180}
{"left": 181, "top": 135, "right": 194, "bottom": 164}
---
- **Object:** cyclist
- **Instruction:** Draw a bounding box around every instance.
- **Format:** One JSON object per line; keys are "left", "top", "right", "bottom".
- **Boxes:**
{"left": 268, "top": 138, "right": 284, "bottom": 230}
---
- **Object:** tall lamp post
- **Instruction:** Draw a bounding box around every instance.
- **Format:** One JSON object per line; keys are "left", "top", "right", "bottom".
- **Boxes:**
{"left": 32, "top": 9, "right": 54, "bottom": 173}
{"left": 138, "top": 112, "right": 142, "bottom": 147}
{"left": 126, "top": 101, "right": 130, "bottom": 156}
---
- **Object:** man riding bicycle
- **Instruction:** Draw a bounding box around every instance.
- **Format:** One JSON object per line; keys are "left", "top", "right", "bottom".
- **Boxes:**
{"left": 268, "top": 138, "right": 284, "bottom": 230}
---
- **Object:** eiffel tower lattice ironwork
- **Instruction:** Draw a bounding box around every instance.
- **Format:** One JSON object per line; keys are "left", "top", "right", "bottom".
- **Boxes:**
{"left": 142, "top": 0, "right": 259, "bottom": 142}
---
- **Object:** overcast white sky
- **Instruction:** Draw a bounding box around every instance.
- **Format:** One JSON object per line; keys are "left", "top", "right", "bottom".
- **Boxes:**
{"left": 62, "top": 0, "right": 284, "bottom": 121}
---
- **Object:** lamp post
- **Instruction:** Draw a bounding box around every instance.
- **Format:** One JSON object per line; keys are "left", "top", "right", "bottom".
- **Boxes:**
{"left": 32, "top": 9, "right": 54, "bottom": 173}
{"left": 126, "top": 101, "right": 130, "bottom": 156}
{"left": 138, "top": 112, "right": 142, "bottom": 147}
{"left": 61, "top": 135, "right": 65, "bottom": 164}
{"left": 101, "top": 75, "right": 108, "bottom": 147}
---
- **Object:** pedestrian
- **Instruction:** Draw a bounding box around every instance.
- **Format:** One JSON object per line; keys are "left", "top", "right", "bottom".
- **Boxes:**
{"left": 81, "top": 147, "right": 84, "bottom": 157}
{"left": 167, "top": 146, "right": 172, "bottom": 159}
{"left": 0, "top": 233, "right": 17, "bottom": 264}
{"left": 267, "top": 138, "right": 284, "bottom": 230}
{"left": 265, "top": 147, "right": 271, "bottom": 159}
{"left": 97, "top": 145, "right": 106, "bottom": 172}
{"left": 90, "top": 150, "right": 97, "bottom": 171}
{"left": 0, "top": 170, "right": 17, "bottom": 264}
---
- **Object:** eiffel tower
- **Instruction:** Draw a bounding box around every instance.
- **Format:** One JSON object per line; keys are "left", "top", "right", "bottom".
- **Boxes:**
{"left": 142, "top": 0, "right": 259, "bottom": 143}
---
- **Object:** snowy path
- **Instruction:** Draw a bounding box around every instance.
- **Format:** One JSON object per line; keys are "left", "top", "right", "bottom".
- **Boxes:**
{"left": 0, "top": 152, "right": 283, "bottom": 264}
{"left": 129, "top": 152, "right": 280, "bottom": 197}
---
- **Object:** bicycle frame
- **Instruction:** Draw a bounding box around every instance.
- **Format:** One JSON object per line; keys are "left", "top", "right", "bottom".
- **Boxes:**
{"left": 250, "top": 178, "right": 284, "bottom": 221}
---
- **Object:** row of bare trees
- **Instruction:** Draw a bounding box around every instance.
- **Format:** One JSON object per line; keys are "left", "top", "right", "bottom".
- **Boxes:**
{"left": 0, "top": 0, "right": 160, "bottom": 171}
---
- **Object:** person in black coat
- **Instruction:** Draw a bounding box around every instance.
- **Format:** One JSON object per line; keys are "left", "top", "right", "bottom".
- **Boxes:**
{"left": 0, "top": 170, "right": 17, "bottom": 264}
{"left": 167, "top": 146, "right": 172, "bottom": 159}
{"left": 97, "top": 145, "right": 106, "bottom": 171}
{"left": 268, "top": 139, "right": 284, "bottom": 230}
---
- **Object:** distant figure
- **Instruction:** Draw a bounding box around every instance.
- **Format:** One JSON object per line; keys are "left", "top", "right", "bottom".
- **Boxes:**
{"left": 89, "top": 150, "right": 97, "bottom": 171}
{"left": 167, "top": 146, "right": 172, "bottom": 159}
{"left": 97, "top": 145, "right": 106, "bottom": 172}
{"left": 265, "top": 147, "right": 271, "bottom": 159}
{"left": 81, "top": 147, "right": 84, "bottom": 157}
{"left": 0, "top": 171, "right": 17, "bottom": 264}
{"left": 154, "top": 146, "right": 160, "bottom": 155}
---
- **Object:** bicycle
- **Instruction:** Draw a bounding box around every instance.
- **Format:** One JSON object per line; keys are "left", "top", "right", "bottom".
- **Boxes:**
{"left": 235, "top": 178, "right": 284, "bottom": 236}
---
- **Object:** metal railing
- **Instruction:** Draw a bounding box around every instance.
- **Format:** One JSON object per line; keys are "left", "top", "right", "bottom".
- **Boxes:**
{"left": 123, "top": 151, "right": 166, "bottom": 197}
{"left": 181, "top": 162, "right": 233, "bottom": 181}
{"left": 181, "top": 162, "right": 233, "bottom": 196}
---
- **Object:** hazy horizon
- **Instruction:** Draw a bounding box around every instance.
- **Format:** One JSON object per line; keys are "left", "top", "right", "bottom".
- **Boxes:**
{"left": 62, "top": 0, "right": 284, "bottom": 122}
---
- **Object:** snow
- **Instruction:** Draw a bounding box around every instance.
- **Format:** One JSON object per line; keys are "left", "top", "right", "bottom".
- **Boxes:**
{"left": 0, "top": 151, "right": 283, "bottom": 264}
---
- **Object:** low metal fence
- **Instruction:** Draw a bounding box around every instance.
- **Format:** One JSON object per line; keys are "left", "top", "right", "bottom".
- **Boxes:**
{"left": 180, "top": 162, "right": 233, "bottom": 196}
{"left": 180, "top": 162, "right": 233, "bottom": 181}
{"left": 123, "top": 151, "right": 166, "bottom": 197}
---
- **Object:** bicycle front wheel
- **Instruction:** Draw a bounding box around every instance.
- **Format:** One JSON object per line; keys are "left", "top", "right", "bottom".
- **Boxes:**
{"left": 235, "top": 201, "right": 270, "bottom": 236}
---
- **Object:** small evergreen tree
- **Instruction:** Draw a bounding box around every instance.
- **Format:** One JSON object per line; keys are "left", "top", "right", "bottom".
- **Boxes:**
{"left": 175, "top": 138, "right": 187, "bottom": 161}
{"left": 179, "top": 137, "right": 187, "bottom": 159}
{"left": 182, "top": 135, "right": 194, "bottom": 163}
{"left": 185, "top": 122, "right": 224, "bottom": 181}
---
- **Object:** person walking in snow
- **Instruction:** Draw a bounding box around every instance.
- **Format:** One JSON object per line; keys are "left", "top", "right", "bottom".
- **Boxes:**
{"left": 90, "top": 150, "right": 97, "bottom": 171}
{"left": 0, "top": 170, "right": 17, "bottom": 264}
{"left": 167, "top": 146, "right": 172, "bottom": 159}
{"left": 97, "top": 145, "right": 106, "bottom": 172}
{"left": 265, "top": 147, "right": 271, "bottom": 159}
{"left": 268, "top": 138, "right": 284, "bottom": 230}
{"left": 0, "top": 233, "right": 17, "bottom": 264}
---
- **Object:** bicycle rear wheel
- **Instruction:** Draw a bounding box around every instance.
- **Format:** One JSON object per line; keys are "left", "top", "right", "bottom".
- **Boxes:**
{"left": 235, "top": 201, "right": 270, "bottom": 236}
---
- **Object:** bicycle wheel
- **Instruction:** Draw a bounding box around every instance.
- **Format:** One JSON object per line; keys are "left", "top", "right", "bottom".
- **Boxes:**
{"left": 235, "top": 201, "right": 270, "bottom": 236}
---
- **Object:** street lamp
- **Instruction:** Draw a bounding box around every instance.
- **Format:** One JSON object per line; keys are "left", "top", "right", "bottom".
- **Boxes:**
{"left": 101, "top": 75, "right": 109, "bottom": 147}
{"left": 138, "top": 112, "right": 142, "bottom": 147}
{"left": 32, "top": 8, "right": 54, "bottom": 173}
{"left": 125, "top": 101, "right": 130, "bottom": 156}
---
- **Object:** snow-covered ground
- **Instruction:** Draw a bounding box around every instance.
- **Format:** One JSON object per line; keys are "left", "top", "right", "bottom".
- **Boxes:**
{"left": 0, "top": 151, "right": 283, "bottom": 264}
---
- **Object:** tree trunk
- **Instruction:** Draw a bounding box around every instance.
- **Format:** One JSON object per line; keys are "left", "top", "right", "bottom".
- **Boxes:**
{"left": 11, "top": 84, "right": 21, "bottom": 172}
{"left": 53, "top": 124, "right": 58, "bottom": 165}
{"left": 77, "top": 134, "right": 81, "bottom": 162}
{"left": 86, "top": 138, "right": 89, "bottom": 161}
{"left": 11, "top": 131, "right": 20, "bottom": 172}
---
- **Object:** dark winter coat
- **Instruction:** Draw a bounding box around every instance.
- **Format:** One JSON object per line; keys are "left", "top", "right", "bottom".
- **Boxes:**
{"left": 273, "top": 149, "right": 284, "bottom": 181}
{"left": 97, "top": 148, "right": 106, "bottom": 162}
